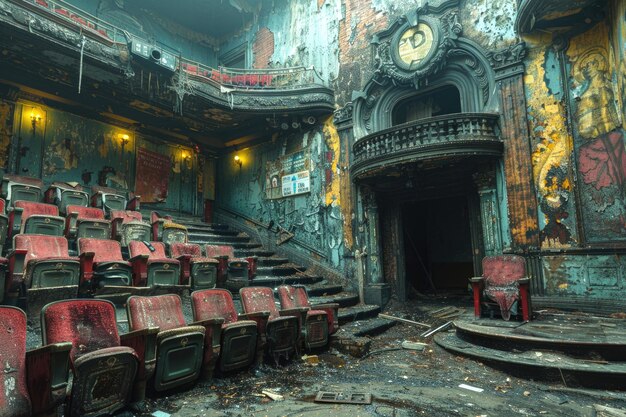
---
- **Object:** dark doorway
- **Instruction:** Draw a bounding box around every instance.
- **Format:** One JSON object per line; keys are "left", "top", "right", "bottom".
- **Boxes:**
{"left": 392, "top": 85, "right": 461, "bottom": 125}
{"left": 402, "top": 195, "right": 474, "bottom": 295}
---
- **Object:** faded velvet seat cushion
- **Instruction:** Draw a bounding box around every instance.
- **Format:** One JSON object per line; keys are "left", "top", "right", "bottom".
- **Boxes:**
{"left": 0, "top": 307, "right": 31, "bottom": 417}
{"left": 482, "top": 255, "right": 526, "bottom": 321}
{"left": 67, "top": 205, "right": 105, "bottom": 220}
{"left": 191, "top": 289, "right": 239, "bottom": 325}
{"left": 127, "top": 294, "right": 187, "bottom": 331}
{"left": 78, "top": 238, "right": 126, "bottom": 263}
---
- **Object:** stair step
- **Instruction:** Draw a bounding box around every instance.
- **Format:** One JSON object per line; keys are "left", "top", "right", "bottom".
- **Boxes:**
{"left": 338, "top": 304, "right": 381, "bottom": 324}
{"left": 185, "top": 226, "right": 239, "bottom": 236}
{"left": 338, "top": 317, "right": 396, "bottom": 337}
{"left": 194, "top": 241, "right": 261, "bottom": 250}
{"left": 256, "top": 264, "right": 306, "bottom": 276}
{"left": 310, "top": 292, "right": 359, "bottom": 308}
{"left": 235, "top": 249, "right": 275, "bottom": 258}
{"left": 306, "top": 284, "right": 344, "bottom": 297}
{"left": 256, "top": 257, "right": 290, "bottom": 266}
{"left": 251, "top": 275, "right": 324, "bottom": 287}
{"left": 187, "top": 233, "right": 250, "bottom": 243}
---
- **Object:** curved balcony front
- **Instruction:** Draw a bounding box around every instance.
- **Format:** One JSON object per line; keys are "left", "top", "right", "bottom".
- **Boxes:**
{"left": 351, "top": 113, "right": 502, "bottom": 180}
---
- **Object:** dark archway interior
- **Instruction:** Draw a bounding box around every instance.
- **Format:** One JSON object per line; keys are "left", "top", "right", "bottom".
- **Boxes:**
{"left": 402, "top": 195, "right": 474, "bottom": 295}
{"left": 392, "top": 85, "right": 462, "bottom": 125}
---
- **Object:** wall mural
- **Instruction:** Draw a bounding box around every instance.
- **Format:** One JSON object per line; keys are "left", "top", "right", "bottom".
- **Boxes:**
{"left": 0, "top": 99, "right": 14, "bottom": 169}
{"left": 568, "top": 23, "right": 626, "bottom": 243}
{"left": 525, "top": 37, "right": 577, "bottom": 248}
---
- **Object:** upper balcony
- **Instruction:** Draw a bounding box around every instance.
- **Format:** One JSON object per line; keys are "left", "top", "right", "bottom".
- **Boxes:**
{"left": 0, "top": 0, "right": 334, "bottom": 117}
{"left": 515, "top": 0, "right": 603, "bottom": 34}
{"left": 351, "top": 113, "right": 502, "bottom": 180}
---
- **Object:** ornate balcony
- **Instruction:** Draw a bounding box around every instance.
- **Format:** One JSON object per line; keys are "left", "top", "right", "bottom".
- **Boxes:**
{"left": 351, "top": 113, "right": 502, "bottom": 179}
{"left": 516, "top": 0, "right": 602, "bottom": 34}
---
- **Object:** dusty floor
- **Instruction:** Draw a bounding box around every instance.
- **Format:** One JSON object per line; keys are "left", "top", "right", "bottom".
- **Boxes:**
{"left": 134, "top": 297, "right": 626, "bottom": 417}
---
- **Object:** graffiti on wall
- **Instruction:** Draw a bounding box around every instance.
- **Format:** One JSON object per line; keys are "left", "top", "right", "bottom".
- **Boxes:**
{"left": 568, "top": 23, "right": 626, "bottom": 242}
{"left": 0, "top": 100, "right": 14, "bottom": 169}
{"left": 525, "top": 36, "right": 577, "bottom": 248}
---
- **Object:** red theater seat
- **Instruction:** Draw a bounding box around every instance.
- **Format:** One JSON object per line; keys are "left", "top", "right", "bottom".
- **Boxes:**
{"left": 0, "top": 306, "right": 71, "bottom": 417}
{"left": 239, "top": 286, "right": 299, "bottom": 364}
{"left": 151, "top": 211, "right": 188, "bottom": 244}
{"left": 469, "top": 255, "right": 532, "bottom": 321}
{"left": 128, "top": 241, "right": 180, "bottom": 287}
{"left": 205, "top": 244, "right": 257, "bottom": 290}
{"left": 77, "top": 238, "right": 133, "bottom": 289}
{"left": 42, "top": 299, "right": 157, "bottom": 416}
{"left": 170, "top": 242, "right": 218, "bottom": 288}
{"left": 191, "top": 289, "right": 258, "bottom": 373}
{"left": 91, "top": 185, "right": 140, "bottom": 215}
{"left": 127, "top": 294, "right": 214, "bottom": 390}
{"left": 44, "top": 181, "right": 89, "bottom": 215}
{"left": 278, "top": 285, "right": 334, "bottom": 349}
{"left": 110, "top": 209, "right": 151, "bottom": 246}
{"left": 8, "top": 201, "right": 64, "bottom": 238}
{"left": 65, "top": 205, "right": 110, "bottom": 240}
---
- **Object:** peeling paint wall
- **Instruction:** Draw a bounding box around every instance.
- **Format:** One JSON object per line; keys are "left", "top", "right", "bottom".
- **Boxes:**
{"left": 459, "top": 0, "right": 518, "bottom": 50}
{"left": 0, "top": 98, "right": 14, "bottom": 170}
{"left": 12, "top": 102, "right": 198, "bottom": 213}
{"left": 216, "top": 118, "right": 350, "bottom": 275}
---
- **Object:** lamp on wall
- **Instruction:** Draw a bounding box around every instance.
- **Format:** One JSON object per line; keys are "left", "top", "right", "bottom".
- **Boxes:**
{"left": 182, "top": 150, "right": 192, "bottom": 169}
{"left": 30, "top": 109, "right": 42, "bottom": 134}
{"left": 119, "top": 133, "right": 130, "bottom": 146}
{"left": 234, "top": 154, "right": 242, "bottom": 168}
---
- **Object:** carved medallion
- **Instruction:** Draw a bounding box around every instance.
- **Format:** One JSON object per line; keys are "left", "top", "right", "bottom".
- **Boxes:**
{"left": 397, "top": 23, "right": 435, "bottom": 70}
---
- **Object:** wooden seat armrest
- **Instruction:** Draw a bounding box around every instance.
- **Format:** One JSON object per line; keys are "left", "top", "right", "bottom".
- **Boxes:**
{"left": 241, "top": 311, "right": 270, "bottom": 319}
{"left": 79, "top": 251, "right": 95, "bottom": 260}
{"left": 120, "top": 327, "right": 159, "bottom": 364}
{"left": 129, "top": 254, "right": 150, "bottom": 262}
{"left": 191, "top": 318, "right": 225, "bottom": 327}
{"left": 280, "top": 307, "right": 309, "bottom": 316}
{"left": 311, "top": 302, "right": 339, "bottom": 310}
{"left": 127, "top": 195, "right": 140, "bottom": 210}
{"left": 469, "top": 277, "right": 484, "bottom": 283}
{"left": 214, "top": 255, "right": 228, "bottom": 260}
{"left": 191, "top": 318, "right": 225, "bottom": 349}
{"left": 517, "top": 277, "right": 530, "bottom": 285}
{"left": 176, "top": 254, "right": 193, "bottom": 262}
{"left": 26, "top": 342, "right": 72, "bottom": 415}
{"left": 7, "top": 248, "right": 28, "bottom": 259}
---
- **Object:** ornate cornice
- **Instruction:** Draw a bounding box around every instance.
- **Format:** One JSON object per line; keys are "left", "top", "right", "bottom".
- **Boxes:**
{"left": 487, "top": 42, "right": 527, "bottom": 80}
{"left": 333, "top": 102, "right": 353, "bottom": 125}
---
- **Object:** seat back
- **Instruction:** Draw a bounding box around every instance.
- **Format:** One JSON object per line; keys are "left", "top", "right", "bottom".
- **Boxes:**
{"left": 205, "top": 244, "right": 236, "bottom": 259}
{"left": 191, "top": 289, "right": 238, "bottom": 324}
{"left": 482, "top": 255, "right": 526, "bottom": 287}
{"left": 46, "top": 182, "right": 89, "bottom": 215}
{"left": 15, "top": 201, "right": 64, "bottom": 235}
{"left": 14, "top": 235, "right": 78, "bottom": 288}
{"left": 111, "top": 210, "right": 150, "bottom": 245}
{"left": 67, "top": 205, "right": 110, "bottom": 239}
{"left": 129, "top": 240, "right": 168, "bottom": 259}
{"left": 170, "top": 242, "right": 202, "bottom": 258}
{"left": 191, "top": 289, "right": 257, "bottom": 372}
{"left": 162, "top": 222, "right": 188, "bottom": 245}
{"left": 277, "top": 285, "right": 311, "bottom": 309}
{"left": 0, "top": 306, "right": 31, "bottom": 416}
{"left": 41, "top": 300, "right": 137, "bottom": 417}
{"left": 2, "top": 174, "right": 43, "bottom": 206}
{"left": 110, "top": 209, "right": 142, "bottom": 223}
{"left": 78, "top": 238, "right": 124, "bottom": 263}
{"left": 240, "top": 287, "right": 279, "bottom": 318}
{"left": 127, "top": 295, "right": 204, "bottom": 392}
{"left": 91, "top": 185, "right": 127, "bottom": 213}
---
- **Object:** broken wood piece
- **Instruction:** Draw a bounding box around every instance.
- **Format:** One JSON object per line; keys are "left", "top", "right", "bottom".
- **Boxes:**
{"left": 401, "top": 340, "right": 428, "bottom": 351}
{"left": 262, "top": 390, "right": 284, "bottom": 401}
{"left": 420, "top": 321, "right": 452, "bottom": 337}
{"left": 378, "top": 313, "right": 430, "bottom": 328}
{"left": 458, "top": 384, "right": 484, "bottom": 393}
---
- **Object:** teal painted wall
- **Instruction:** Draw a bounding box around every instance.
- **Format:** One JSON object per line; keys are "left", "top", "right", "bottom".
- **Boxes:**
{"left": 12, "top": 102, "right": 198, "bottom": 213}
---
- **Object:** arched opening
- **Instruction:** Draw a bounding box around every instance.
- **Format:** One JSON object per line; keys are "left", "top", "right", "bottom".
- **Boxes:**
{"left": 392, "top": 85, "right": 462, "bottom": 126}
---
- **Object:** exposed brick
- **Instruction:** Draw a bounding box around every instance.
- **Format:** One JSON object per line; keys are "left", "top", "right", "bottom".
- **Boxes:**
{"left": 252, "top": 27, "right": 274, "bottom": 69}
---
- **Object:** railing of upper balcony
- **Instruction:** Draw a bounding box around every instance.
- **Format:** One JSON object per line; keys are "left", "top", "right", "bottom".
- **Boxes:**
{"left": 178, "top": 61, "right": 325, "bottom": 90}
{"left": 352, "top": 113, "right": 501, "bottom": 167}
{"left": 16, "top": 0, "right": 328, "bottom": 90}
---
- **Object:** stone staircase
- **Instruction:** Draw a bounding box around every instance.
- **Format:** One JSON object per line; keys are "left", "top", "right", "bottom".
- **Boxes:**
{"left": 162, "top": 212, "right": 395, "bottom": 357}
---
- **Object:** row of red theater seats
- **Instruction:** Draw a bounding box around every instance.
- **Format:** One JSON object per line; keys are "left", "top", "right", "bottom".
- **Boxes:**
{"left": 1, "top": 234, "right": 258, "bottom": 305}
{"left": 2, "top": 287, "right": 337, "bottom": 416}
{"left": 181, "top": 64, "right": 274, "bottom": 87}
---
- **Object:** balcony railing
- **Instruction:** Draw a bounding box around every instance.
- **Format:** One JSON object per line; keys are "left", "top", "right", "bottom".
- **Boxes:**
{"left": 12, "top": 0, "right": 328, "bottom": 91}
{"left": 20, "top": 0, "right": 127, "bottom": 43}
{"left": 179, "top": 61, "right": 324, "bottom": 90}
{"left": 352, "top": 113, "right": 501, "bottom": 176}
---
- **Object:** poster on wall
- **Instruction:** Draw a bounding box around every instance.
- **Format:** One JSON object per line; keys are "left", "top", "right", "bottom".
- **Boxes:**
{"left": 135, "top": 147, "right": 171, "bottom": 203}
{"left": 265, "top": 150, "right": 310, "bottom": 199}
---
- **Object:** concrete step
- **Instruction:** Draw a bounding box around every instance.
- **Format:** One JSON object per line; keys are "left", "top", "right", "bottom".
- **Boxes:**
{"left": 338, "top": 317, "right": 396, "bottom": 338}
{"left": 256, "top": 264, "right": 306, "bottom": 276}
{"left": 310, "top": 292, "right": 359, "bottom": 308}
{"left": 250, "top": 275, "right": 324, "bottom": 287}
{"left": 191, "top": 241, "right": 261, "bottom": 250}
{"left": 306, "top": 284, "right": 344, "bottom": 297}
{"left": 338, "top": 304, "right": 381, "bottom": 324}
{"left": 187, "top": 232, "right": 250, "bottom": 244}
{"left": 235, "top": 249, "right": 276, "bottom": 258}
{"left": 256, "top": 257, "right": 290, "bottom": 266}
{"left": 185, "top": 225, "right": 239, "bottom": 236}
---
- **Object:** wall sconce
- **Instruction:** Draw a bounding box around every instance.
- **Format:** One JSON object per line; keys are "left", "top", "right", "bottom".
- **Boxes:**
{"left": 234, "top": 154, "right": 242, "bottom": 168}
{"left": 30, "top": 109, "right": 42, "bottom": 133}
{"left": 182, "top": 151, "right": 192, "bottom": 169}
{"left": 118, "top": 134, "right": 130, "bottom": 147}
